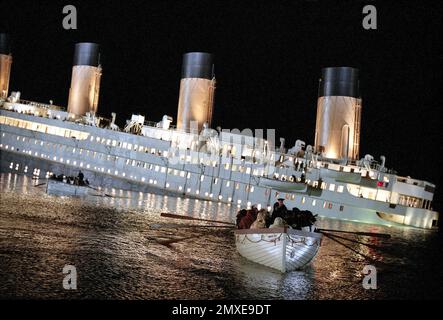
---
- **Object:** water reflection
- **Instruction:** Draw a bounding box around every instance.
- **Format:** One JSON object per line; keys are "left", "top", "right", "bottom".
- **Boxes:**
{"left": 0, "top": 173, "right": 442, "bottom": 299}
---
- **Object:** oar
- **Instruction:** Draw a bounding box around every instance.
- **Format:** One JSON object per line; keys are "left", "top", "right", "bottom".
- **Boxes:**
{"left": 150, "top": 223, "right": 235, "bottom": 229}
{"left": 322, "top": 232, "right": 380, "bottom": 263}
{"left": 318, "top": 228, "right": 391, "bottom": 239}
{"left": 154, "top": 236, "right": 197, "bottom": 246}
{"left": 33, "top": 182, "right": 46, "bottom": 187}
{"left": 321, "top": 232, "right": 384, "bottom": 250}
{"left": 161, "top": 212, "right": 236, "bottom": 226}
{"left": 85, "top": 185, "right": 112, "bottom": 197}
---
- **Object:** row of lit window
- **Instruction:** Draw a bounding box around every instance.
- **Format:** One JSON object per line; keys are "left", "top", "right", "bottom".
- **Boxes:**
{"left": 89, "top": 132, "right": 269, "bottom": 176}
{"left": 13, "top": 135, "right": 115, "bottom": 161}
{"left": 88, "top": 135, "right": 165, "bottom": 156}
{"left": 276, "top": 191, "right": 344, "bottom": 211}
{"left": 0, "top": 116, "right": 89, "bottom": 140}
{"left": 3, "top": 135, "right": 259, "bottom": 195}
{"left": 318, "top": 182, "right": 344, "bottom": 193}
{"left": 295, "top": 194, "right": 344, "bottom": 211}
{"left": 8, "top": 162, "right": 53, "bottom": 178}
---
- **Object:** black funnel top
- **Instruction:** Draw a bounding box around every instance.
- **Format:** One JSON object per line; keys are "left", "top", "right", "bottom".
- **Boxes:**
{"left": 0, "top": 33, "right": 11, "bottom": 55}
{"left": 318, "top": 67, "right": 359, "bottom": 98}
{"left": 73, "top": 43, "right": 100, "bottom": 67}
{"left": 181, "top": 52, "right": 213, "bottom": 80}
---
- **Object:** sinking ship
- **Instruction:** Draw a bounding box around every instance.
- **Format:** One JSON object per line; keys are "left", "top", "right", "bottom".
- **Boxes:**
{"left": 0, "top": 34, "right": 439, "bottom": 229}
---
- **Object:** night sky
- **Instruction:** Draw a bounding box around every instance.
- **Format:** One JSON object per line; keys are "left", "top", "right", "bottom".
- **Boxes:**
{"left": 2, "top": 1, "right": 442, "bottom": 211}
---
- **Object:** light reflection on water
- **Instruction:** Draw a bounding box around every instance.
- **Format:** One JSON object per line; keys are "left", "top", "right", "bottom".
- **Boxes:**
{"left": 0, "top": 173, "right": 442, "bottom": 299}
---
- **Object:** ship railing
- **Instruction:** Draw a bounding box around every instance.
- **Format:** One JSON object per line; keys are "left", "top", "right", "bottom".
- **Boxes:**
{"left": 16, "top": 99, "right": 63, "bottom": 110}
{"left": 143, "top": 120, "right": 200, "bottom": 134}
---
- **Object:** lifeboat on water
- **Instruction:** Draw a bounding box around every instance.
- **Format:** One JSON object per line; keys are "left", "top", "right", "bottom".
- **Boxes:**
{"left": 46, "top": 179, "right": 103, "bottom": 196}
{"left": 234, "top": 227, "right": 322, "bottom": 273}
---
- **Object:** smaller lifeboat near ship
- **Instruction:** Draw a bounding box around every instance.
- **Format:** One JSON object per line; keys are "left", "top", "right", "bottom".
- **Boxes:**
{"left": 319, "top": 168, "right": 361, "bottom": 183}
{"left": 46, "top": 179, "right": 102, "bottom": 196}
{"left": 258, "top": 177, "right": 307, "bottom": 192}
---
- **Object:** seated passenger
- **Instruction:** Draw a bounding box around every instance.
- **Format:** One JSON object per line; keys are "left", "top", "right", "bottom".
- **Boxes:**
{"left": 250, "top": 209, "right": 269, "bottom": 229}
{"left": 236, "top": 209, "right": 247, "bottom": 228}
{"left": 269, "top": 217, "right": 289, "bottom": 228}
{"left": 250, "top": 204, "right": 258, "bottom": 218}
{"left": 238, "top": 209, "right": 256, "bottom": 229}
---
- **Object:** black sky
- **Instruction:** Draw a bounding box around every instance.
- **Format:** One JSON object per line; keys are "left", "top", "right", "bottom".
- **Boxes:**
{"left": 2, "top": 0, "right": 442, "bottom": 210}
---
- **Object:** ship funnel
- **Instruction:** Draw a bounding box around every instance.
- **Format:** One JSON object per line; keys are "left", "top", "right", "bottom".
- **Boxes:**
{"left": 314, "top": 67, "right": 362, "bottom": 160}
{"left": 0, "top": 33, "right": 12, "bottom": 100}
{"left": 67, "top": 43, "right": 102, "bottom": 116}
{"left": 176, "top": 52, "right": 216, "bottom": 133}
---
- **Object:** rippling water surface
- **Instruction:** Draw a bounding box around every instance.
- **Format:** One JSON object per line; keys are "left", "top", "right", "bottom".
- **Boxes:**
{"left": 0, "top": 173, "right": 442, "bottom": 299}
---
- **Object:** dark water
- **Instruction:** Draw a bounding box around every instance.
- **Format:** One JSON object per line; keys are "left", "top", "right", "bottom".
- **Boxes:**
{"left": 0, "top": 173, "right": 442, "bottom": 299}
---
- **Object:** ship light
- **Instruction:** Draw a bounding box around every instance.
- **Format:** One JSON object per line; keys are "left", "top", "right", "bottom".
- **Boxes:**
{"left": 218, "top": 195, "right": 223, "bottom": 200}
{"left": 165, "top": 182, "right": 170, "bottom": 188}
{"left": 195, "top": 190, "right": 199, "bottom": 195}
{"left": 326, "top": 152, "right": 337, "bottom": 159}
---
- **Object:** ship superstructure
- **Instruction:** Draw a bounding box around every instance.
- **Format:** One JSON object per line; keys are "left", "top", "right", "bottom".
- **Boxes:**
{"left": 0, "top": 35, "right": 439, "bottom": 229}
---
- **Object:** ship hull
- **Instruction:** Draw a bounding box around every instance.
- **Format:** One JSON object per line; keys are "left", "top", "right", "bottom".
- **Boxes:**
{"left": 0, "top": 108, "right": 438, "bottom": 229}
{"left": 0, "top": 148, "right": 438, "bottom": 229}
